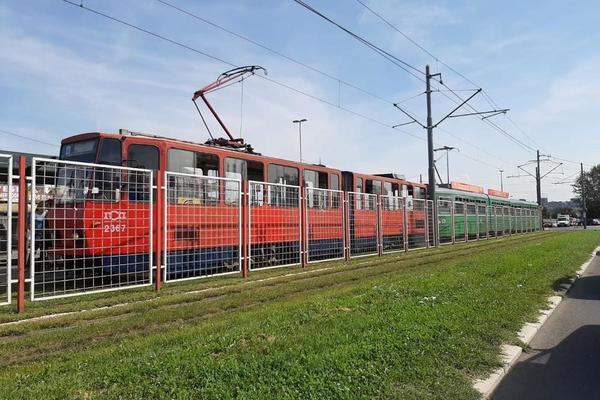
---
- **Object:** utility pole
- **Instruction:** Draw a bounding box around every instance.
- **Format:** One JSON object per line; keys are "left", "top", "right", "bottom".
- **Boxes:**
{"left": 536, "top": 150, "right": 542, "bottom": 207}
{"left": 425, "top": 65, "right": 438, "bottom": 245}
{"left": 500, "top": 169, "right": 504, "bottom": 192}
{"left": 394, "top": 65, "right": 507, "bottom": 247}
{"left": 581, "top": 162, "right": 587, "bottom": 229}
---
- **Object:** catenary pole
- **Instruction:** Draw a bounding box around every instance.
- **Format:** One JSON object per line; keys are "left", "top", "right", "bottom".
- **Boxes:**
{"left": 536, "top": 149, "right": 542, "bottom": 206}
{"left": 581, "top": 162, "right": 587, "bottom": 229}
{"left": 425, "top": 65, "right": 437, "bottom": 246}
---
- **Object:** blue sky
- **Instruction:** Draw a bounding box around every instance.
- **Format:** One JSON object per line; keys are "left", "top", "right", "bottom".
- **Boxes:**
{"left": 1, "top": 0, "right": 599, "bottom": 200}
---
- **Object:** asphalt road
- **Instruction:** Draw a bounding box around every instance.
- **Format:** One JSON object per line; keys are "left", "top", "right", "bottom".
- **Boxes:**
{"left": 492, "top": 252, "right": 600, "bottom": 400}
{"left": 544, "top": 225, "right": 600, "bottom": 231}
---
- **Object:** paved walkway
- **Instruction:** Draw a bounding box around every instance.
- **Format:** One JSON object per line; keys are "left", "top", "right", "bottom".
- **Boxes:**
{"left": 492, "top": 253, "right": 600, "bottom": 400}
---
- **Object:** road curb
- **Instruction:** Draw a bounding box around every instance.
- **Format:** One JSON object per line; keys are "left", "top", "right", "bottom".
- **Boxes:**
{"left": 473, "top": 245, "right": 600, "bottom": 399}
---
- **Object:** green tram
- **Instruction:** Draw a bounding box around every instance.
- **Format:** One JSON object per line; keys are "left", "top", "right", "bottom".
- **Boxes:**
{"left": 435, "top": 187, "right": 540, "bottom": 244}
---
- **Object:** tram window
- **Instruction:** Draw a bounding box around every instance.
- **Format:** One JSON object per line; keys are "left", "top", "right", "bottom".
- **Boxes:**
{"left": 127, "top": 144, "right": 159, "bottom": 170}
{"left": 414, "top": 187, "right": 425, "bottom": 199}
{"left": 248, "top": 160, "right": 264, "bottom": 182}
{"left": 383, "top": 182, "right": 399, "bottom": 210}
{"left": 355, "top": 177, "right": 363, "bottom": 209}
{"left": 196, "top": 152, "right": 219, "bottom": 176}
{"left": 92, "top": 139, "right": 123, "bottom": 202}
{"left": 304, "top": 170, "right": 328, "bottom": 208}
{"left": 166, "top": 149, "right": 220, "bottom": 205}
{"left": 224, "top": 158, "right": 245, "bottom": 180}
{"left": 366, "top": 179, "right": 382, "bottom": 195}
{"left": 167, "top": 148, "right": 195, "bottom": 173}
{"left": 127, "top": 144, "right": 158, "bottom": 202}
{"left": 268, "top": 164, "right": 299, "bottom": 186}
{"left": 330, "top": 174, "right": 339, "bottom": 208}
{"left": 266, "top": 164, "right": 299, "bottom": 207}
{"left": 60, "top": 139, "right": 99, "bottom": 163}
{"left": 383, "top": 182, "right": 392, "bottom": 196}
{"left": 98, "top": 138, "right": 122, "bottom": 165}
{"left": 225, "top": 158, "right": 264, "bottom": 205}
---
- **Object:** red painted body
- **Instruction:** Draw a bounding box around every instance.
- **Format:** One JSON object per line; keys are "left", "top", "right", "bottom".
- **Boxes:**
{"left": 45, "top": 131, "right": 427, "bottom": 266}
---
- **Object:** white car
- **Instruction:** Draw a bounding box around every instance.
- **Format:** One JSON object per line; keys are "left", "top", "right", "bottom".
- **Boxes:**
{"left": 556, "top": 216, "right": 570, "bottom": 227}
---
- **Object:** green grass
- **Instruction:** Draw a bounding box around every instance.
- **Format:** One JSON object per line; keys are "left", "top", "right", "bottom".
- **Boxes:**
{"left": 0, "top": 230, "right": 598, "bottom": 399}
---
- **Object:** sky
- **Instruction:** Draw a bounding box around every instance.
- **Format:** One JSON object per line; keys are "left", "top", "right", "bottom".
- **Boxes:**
{"left": 1, "top": 0, "right": 599, "bottom": 201}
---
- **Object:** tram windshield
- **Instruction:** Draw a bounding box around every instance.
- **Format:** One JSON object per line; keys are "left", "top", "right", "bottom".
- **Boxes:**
{"left": 59, "top": 139, "right": 99, "bottom": 163}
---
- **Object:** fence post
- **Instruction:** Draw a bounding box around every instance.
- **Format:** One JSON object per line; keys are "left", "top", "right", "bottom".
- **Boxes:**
{"left": 241, "top": 181, "right": 249, "bottom": 278}
{"left": 403, "top": 198, "right": 408, "bottom": 252}
{"left": 17, "top": 156, "right": 26, "bottom": 313}
{"left": 344, "top": 193, "right": 350, "bottom": 261}
{"left": 377, "top": 196, "right": 382, "bottom": 257}
{"left": 425, "top": 200, "right": 430, "bottom": 248}
{"left": 451, "top": 201, "right": 455, "bottom": 244}
{"left": 464, "top": 203, "right": 468, "bottom": 242}
{"left": 300, "top": 187, "right": 306, "bottom": 268}
{"left": 154, "top": 172, "right": 162, "bottom": 291}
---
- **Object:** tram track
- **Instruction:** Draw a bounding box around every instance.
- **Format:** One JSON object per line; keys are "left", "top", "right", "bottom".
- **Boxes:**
{"left": 0, "top": 233, "right": 553, "bottom": 367}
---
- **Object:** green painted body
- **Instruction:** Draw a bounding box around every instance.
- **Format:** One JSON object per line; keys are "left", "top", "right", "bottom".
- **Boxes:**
{"left": 434, "top": 187, "right": 540, "bottom": 242}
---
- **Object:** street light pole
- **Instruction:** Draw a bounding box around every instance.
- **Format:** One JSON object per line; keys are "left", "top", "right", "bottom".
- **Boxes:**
{"left": 500, "top": 170, "right": 504, "bottom": 192}
{"left": 292, "top": 118, "right": 307, "bottom": 163}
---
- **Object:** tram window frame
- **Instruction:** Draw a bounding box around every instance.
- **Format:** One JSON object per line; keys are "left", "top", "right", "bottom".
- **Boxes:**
{"left": 98, "top": 138, "right": 122, "bottom": 166}
{"left": 223, "top": 157, "right": 265, "bottom": 205}
{"left": 304, "top": 169, "right": 328, "bottom": 208}
{"left": 167, "top": 148, "right": 195, "bottom": 174}
{"left": 166, "top": 149, "right": 221, "bottom": 205}
{"left": 265, "top": 163, "right": 299, "bottom": 208}
{"left": 90, "top": 138, "right": 123, "bottom": 203}
{"left": 126, "top": 144, "right": 159, "bottom": 203}
{"left": 355, "top": 177, "right": 363, "bottom": 210}
{"left": 330, "top": 173, "right": 340, "bottom": 208}
{"left": 268, "top": 164, "right": 299, "bottom": 186}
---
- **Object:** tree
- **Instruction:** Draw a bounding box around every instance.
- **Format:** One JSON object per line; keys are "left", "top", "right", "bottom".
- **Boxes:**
{"left": 573, "top": 164, "right": 600, "bottom": 219}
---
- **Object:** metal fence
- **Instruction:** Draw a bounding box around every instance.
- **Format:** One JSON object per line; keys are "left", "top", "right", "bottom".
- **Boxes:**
{"left": 30, "top": 158, "right": 153, "bottom": 300}
{"left": 304, "top": 187, "right": 345, "bottom": 263}
{"left": 477, "top": 204, "right": 488, "bottom": 239}
{"left": 453, "top": 201, "right": 467, "bottom": 243}
{"left": 437, "top": 199, "right": 453, "bottom": 245}
{"left": 379, "top": 195, "right": 405, "bottom": 253}
{"left": 407, "top": 198, "right": 428, "bottom": 250}
{"left": 347, "top": 192, "right": 378, "bottom": 257}
{"left": 164, "top": 172, "right": 241, "bottom": 282}
{"left": 0, "top": 155, "right": 12, "bottom": 305}
{"left": 426, "top": 200, "right": 435, "bottom": 247}
{"left": 0, "top": 153, "right": 547, "bottom": 310}
{"left": 248, "top": 181, "right": 301, "bottom": 270}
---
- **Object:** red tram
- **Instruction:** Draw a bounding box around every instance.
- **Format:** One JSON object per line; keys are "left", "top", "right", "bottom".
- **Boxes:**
{"left": 41, "top": 130, "right": 428, "bottom": 276}
{"left": 39, "top": 66, "right": 429, "bottom": 278}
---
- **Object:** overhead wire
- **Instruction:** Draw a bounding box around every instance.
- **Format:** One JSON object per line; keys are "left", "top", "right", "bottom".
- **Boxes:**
{"left": 291, "top": 0, "right": 426, "bottom": 81}
{"left": 61, "top": 0, "right": 425, "bottom": 142}
{"left": 156, "top": 0, "right": 418, "bottom": 107}
{"left": 353, "top": 0, "right": 542, "bottom": 153}
{"left": 0, "top": 129, "right": 59, "bottom": 148}
{"left": 294, "top": 0, "right": 536, "bottom": 155}
{"left": 61, "top": 0, "right": 525, "bottom": 176}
